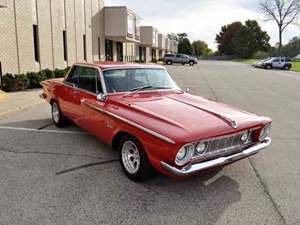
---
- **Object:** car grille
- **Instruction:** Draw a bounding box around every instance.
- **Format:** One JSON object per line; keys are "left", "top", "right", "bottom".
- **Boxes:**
{"left": 192, "top": 130, "right": 257, "bottom": 162}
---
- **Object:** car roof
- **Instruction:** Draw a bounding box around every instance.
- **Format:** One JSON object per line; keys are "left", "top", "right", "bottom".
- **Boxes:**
{"left": 74, "top": 61, "right": 165, "bottom": 71}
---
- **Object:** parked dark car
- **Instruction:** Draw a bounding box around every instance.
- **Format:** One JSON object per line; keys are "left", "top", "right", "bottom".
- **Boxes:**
{"left": 164, "top": 54, "right": 198, "bottom": 66}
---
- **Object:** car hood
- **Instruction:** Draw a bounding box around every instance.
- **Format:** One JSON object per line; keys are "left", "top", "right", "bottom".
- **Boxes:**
{"left": 107, "top": 91, "right": 270, "bottom": 144}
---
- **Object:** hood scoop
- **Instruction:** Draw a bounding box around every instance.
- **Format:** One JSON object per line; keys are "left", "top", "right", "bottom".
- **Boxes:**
{"left": 167, "top": 96, "right": 238, "bottom": 129}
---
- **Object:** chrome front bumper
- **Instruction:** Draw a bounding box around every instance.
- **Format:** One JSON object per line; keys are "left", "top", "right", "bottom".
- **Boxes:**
{"left": 160, "top": 137, "right": 271, "bottom": 177}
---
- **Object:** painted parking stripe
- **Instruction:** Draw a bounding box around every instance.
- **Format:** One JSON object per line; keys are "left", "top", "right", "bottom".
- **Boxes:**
{"left": 0, "top": 126, "right": 88, "bottom": 135}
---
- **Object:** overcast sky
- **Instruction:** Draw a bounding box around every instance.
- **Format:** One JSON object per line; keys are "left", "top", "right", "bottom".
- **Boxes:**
{"left": 105, "top": 0, "right": 300, "bottom": 50}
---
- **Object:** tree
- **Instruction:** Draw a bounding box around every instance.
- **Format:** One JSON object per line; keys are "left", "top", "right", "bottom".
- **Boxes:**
{"left": 216, "top": 20, "right": 270, "bottom": 58}
{"left": 192, "top": 40, "right": 212, "bottom": 56}
{"left": 233, "top": 20, "right": 271, "bottom": 58}
{"left": 177, "top": 33, "right": 188, "bottom": 41}
{"left": 281, "top": 36, "right": 300, "bottom": 57}
{"left": 216, "top": 22, "right": 243, "bottom": 55}
{"left": 178, "top": 38, "right": 193, "bottom": 55}
{"left": 259, "top": 0, "right": 300, "bottom": 52}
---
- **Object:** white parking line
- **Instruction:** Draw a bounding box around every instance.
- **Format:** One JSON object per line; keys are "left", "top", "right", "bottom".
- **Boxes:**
{"left": 0, "top": 126, "right": 88, "bottom": 135}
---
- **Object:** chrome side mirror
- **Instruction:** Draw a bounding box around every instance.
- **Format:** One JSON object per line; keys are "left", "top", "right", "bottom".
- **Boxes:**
{"left": 97, "top": 93, "right": 107, "bottom": 102}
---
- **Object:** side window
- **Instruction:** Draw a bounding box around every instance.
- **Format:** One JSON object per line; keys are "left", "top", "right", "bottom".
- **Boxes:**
{"left": 66, "top": 66, "right": 80, "bottom": 86}
{"left": 176, "top": 54, "right": 181, "bottom": 58}
{"left": 272, "top": 58, "right": 279, "bottom": 62}
{"left": 78, "top": 67, "right": 102, "bottom": 93}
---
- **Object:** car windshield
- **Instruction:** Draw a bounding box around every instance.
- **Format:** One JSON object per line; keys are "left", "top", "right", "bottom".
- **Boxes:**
{"left": 103, "top": 68, "right": 180, "bottom": 94}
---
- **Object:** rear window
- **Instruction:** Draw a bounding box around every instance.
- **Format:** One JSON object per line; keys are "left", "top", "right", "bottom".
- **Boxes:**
{"left": 164, "top": 54, "right": 175, "bottom": 57}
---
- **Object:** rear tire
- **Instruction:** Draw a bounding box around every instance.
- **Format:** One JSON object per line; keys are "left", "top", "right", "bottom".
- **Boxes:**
{"left": 51, "top": 101, "right": 67, "bottom": 128}
{"left": 119, "top": 135, "right": 153, "bottom": 182}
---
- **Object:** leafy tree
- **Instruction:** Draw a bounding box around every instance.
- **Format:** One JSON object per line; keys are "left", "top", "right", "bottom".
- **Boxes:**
{"left": 192, "top": 40, "right": 212, "bottom": 56}
{"left": 177, "top": 33, "right": 188, "bottom": 41}
{"left": 167, "top": 33, "right": 178, "bottom": 43}
{"left": 281, "top": 36, "right": 300, "bottom": 57}
{"left": 216, "top": 20, "right": 271, "bottom": 58}
{"left": 216, "top": 22, "right": 243, "bottom": 55}
{"left": 233, "top": 20, "right": 271, "bottom": 58}
{"left": 178, "top": 38, "right": 193, "bottom": 55}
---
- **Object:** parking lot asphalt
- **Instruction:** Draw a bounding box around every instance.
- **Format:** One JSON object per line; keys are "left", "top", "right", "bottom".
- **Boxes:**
{"left": 0, "top": 61, "right": 299, "bottom": 225}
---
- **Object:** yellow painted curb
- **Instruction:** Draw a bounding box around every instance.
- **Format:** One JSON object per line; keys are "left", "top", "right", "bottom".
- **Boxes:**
{"left": 0, "top": 101, "right": 43, "bottom": 117}
{"left": 0, "top": 91, "right": 8, "bottom": 100}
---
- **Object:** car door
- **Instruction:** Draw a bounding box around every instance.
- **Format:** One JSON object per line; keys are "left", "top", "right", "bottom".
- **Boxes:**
{"left": 272, "top": 58, "right": 281, "bottom": 68}
{"left": 59, "top": 66, "right": 82, "bottom": 121}
{"left": 175, "top": 54, "right": 182, "bottom": 63}
{"left": 76, "top": 66, "right": 109, "bottom": 141}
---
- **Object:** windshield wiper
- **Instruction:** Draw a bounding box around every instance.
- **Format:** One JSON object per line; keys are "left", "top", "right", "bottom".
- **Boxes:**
{"left": 124, "top": 85, "right": 153, "bottom": 97}
{"left": 129, "top": 85, "right": 153, "bottom": 92}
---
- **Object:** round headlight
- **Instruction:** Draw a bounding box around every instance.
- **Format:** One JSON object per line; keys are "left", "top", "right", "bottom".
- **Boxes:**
{"left": 175, "top": 144, "right": 195, "bottom": 166}
{"left": 196, "top": 142, "right": 208, "bottom": 155}
{"left": 241, "top": 131, "right": 250, "bottom": 144}
{"left": 259, "top": 124, "right": 271, "bottom": 141}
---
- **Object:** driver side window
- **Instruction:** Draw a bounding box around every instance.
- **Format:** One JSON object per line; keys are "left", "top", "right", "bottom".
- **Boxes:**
{"left": 66, "top": 66, "right": 103, "bottom": 94}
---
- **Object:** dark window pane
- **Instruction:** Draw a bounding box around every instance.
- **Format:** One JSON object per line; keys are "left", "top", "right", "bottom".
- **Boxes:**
{"left": 33, "top": 25, "right": 40, "bottom": 62}
{"left": 78, "top": 67, "right": 99, "bottom": 93}
{"left": 83, "top": 34, "right": 87, "bottom": 61}
{"left": 63, "top": 31, "right": 68, "bottom": 61}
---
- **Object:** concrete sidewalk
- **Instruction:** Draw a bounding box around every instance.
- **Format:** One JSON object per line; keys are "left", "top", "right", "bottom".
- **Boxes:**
{"left": 0, "top": 89, "right": 44, "bottom": 117}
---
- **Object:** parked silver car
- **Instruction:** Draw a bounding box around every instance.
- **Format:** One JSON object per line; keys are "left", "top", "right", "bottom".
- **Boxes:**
{"left": 164, "top": 53, "right": 198, "bottom": 66}
{"left": 253, "top": 57, "right": 292, "bottom": 70}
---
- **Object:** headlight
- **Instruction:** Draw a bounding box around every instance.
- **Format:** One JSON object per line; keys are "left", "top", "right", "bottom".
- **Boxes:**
{"left": 196, "top": 142, "right": 208, "bottom": 155}
{"left": 259, "top": 124, "right": 271, "bottom": 141}
{"left": 175, "top": 144, "right": 195, "bottom": 166}
{"left": 241, "top": 131, "right": 250, "bottom": 144}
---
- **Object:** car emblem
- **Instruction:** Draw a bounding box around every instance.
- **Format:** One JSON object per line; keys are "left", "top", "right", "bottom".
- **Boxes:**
{"left": 230, "top": 120, "right": 238, "bottom": 129}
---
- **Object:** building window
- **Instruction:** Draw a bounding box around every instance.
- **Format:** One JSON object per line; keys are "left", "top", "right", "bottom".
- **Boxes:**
{"left": 33, "top": 25, "right": 40, "bottom": 62}
{"left": 83, "top": 34, "right": 87, "bottom": 61}
{"left": 98, "top": 37, "right": 101, "bottom": 60}
{"left": 63, "top": 31, "right": 68, "bottom": 62}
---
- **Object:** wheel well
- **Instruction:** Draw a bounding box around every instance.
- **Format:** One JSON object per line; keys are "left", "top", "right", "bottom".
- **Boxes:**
{"left": 112, "top": 131, "right": 132, "bottom": 150}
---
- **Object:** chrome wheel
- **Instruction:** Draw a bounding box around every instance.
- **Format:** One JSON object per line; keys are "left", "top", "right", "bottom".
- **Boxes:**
{"left": 121, "top": 140, "right": 140, "bottom": 174}
{"left": 52, "top": 102, "right": 60, "bottom": 124}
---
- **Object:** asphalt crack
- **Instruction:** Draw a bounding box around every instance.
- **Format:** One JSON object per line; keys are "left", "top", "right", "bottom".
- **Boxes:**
{"left": 55, "top": 159, "right": 119, "bottom": 175}
{"left": 248, "top": 159, "right": 287, "bottom": 225}
{"left": 0, "top": 146, "right": 105, "bottom": 160}
{"left": 201, "top": 74, "right": 219, "bottom": 101}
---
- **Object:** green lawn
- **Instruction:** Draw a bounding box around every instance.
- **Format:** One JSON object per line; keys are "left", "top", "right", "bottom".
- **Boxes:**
{"left": 292, "top": 61, "right": 300, "bottom": 72}
{"left": 236, "top": 59, "right": 300, "bottom": 72}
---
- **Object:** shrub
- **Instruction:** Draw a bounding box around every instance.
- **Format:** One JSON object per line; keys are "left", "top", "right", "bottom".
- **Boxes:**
{"left": 42, "top": 69, "right": 55, "bottom": 79}
{"left": 54, "top": 68, "right": 68, "bottom": 78}
{"left": 2, "top": 74, "right": 14, "bottom": 92}
{"left": 151, "top": 59, "right": 158, "bottom": 63}
{"left": 2, "top": 74, "right": 28, "bottom": 92}
{"left": 26, "top": 72, "right": 40, "bottom": 88}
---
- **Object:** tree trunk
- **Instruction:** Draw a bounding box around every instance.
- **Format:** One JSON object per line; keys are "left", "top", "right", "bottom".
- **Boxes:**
{"left": 278, "top": 27, "right": 282, "bottom": 53}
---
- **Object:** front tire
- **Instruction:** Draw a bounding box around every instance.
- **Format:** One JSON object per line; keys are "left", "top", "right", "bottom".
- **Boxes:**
{"left": 189, "top": 61, "right": 194, "bottom": 66}
{"left": 284, "top": 65, "right": 290, "bottom": 70}
{"left": 51, "top": 101, "right": 67, "bottom": 128}
{"left": 119, "top": 135, "right": 153, "bottom": 182}
{"left": 166, "top": 60, "right": 173, "bottom": 65}
{"left": 265, "top": 64, "right": 272, "bottom": 69}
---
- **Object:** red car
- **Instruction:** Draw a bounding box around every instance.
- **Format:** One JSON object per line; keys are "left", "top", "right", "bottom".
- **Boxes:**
{"left": 41, "top": 62, "right": 272, "bottom": 181}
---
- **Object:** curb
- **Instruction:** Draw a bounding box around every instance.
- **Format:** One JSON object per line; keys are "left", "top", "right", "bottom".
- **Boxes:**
{"left": 0, "top": 90, "right": 8, "bottom": 100}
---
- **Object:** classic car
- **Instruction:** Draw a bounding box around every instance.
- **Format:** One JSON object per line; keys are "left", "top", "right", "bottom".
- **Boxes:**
{"left": 40, "top": 62, "right": 272, "bottom": 181}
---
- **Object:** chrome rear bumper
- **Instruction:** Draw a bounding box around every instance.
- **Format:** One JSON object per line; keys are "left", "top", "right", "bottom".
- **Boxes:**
{"left": 160, "top": 137, "right": 271, "bottom": 177}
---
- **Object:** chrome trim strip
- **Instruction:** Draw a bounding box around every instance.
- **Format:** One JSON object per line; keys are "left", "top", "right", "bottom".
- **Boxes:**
{"left": 81, "top": 99, "right": 176, "bottom": 144}
{"left": 161, "top": 137, "right": 271, "bottom": 176}
{"left": 167, "top": 96, "right": 239, "bottom": 129}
